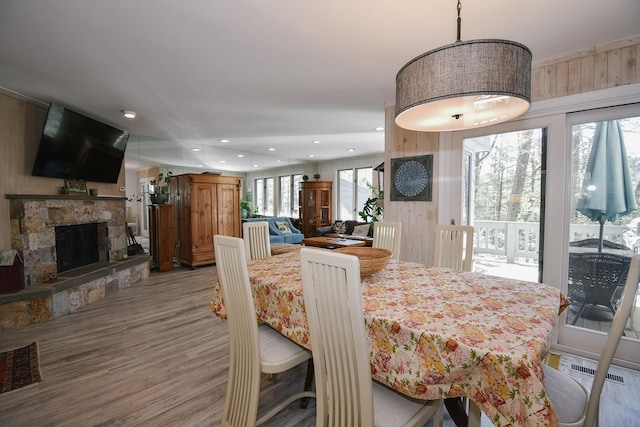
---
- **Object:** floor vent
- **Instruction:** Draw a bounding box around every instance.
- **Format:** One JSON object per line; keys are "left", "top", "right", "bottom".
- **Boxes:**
{"left": 570, "top": 363, "right": 625, "bottom": 384}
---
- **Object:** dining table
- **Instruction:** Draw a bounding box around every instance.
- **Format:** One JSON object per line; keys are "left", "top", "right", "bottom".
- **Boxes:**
{"left": 210, "top": 251, "right": 569, "bottom": 427}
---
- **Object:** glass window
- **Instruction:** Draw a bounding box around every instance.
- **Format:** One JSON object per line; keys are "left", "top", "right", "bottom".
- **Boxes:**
{"left": 355, "top": 168, "right": 373, "bottom": 219}
{"left": 264, "top": 178, "right": 274, "bottom": 216}
{"left": 278, "top": 174, "right": 302, "bottom": 217}
{"left": 293, "top": 174, "right": 302, "bottom": 216}
{"left": 567, "top": 116, "right": 640, "bottom": 331}
{"left": 254, "top": 177, "right": 274, "bottom": 215}
{"left": 279, "top": 175, "right": 291, "bottom": 216}
{"left": 255, "top": 178, "right": 264, "bottom": 215}
{"left": 338, "top": 169, "right": 354, "bottom": 219}
{"left": 338, "top": 167, "right": 375, "bottom": 221}
{"left": 463, "top": 128, "right": 545, "bottom": 282}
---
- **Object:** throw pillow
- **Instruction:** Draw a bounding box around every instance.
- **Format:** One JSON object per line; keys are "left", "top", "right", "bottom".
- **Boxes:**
{"left": 333, "top": 221, "right": 347, "bottom": 234}
{"left": 275, "top": 221, "right": 292, "bottom": 233}
{"left": 352, "top": 224, "right": 370, "bottom": 237}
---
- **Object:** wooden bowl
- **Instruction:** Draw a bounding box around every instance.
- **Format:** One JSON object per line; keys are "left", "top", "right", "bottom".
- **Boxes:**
{"left": 334, "top": 247, "right": 392, "bottom": 277}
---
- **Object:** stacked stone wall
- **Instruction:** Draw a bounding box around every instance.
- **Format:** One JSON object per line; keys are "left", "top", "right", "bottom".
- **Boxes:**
{"left": 8, "top": 196, "right": 127, "bottom": 287}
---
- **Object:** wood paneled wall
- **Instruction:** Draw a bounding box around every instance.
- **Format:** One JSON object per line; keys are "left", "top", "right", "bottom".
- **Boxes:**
{"left": 384, "top": 105, "right": 439, "bottom": 264}
{"left": 385, "top": 35, "right": 640, "bottom": 265}
{"left": 0, "top": 89, "right": 126, "bottom": 249}
{"left": 531, "top": 35, "right": 640, "bottom": 101}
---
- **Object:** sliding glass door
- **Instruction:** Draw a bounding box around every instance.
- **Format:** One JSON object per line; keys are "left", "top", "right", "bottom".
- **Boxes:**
{"left": 462, "top": 128, "right": 545, "bottom": 282}
{"left": 447, "top": 101, "right": 640, "bottom": 368}
{"left": 558, "top": 106, "right": 640, "bottom": 365}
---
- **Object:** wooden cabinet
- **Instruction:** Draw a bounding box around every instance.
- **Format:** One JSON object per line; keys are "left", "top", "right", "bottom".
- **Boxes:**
{"left": 149, "top": 204, "right": 174, "bottom": 272}
{"left": 169, "top": 174, "right": 242, "bottom": 267}
{"left": 299, "top": 181, "right": 332, "bottom": 237}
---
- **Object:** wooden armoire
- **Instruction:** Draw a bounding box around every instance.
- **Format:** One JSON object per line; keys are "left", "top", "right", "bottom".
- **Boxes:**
{"left": 169, "top": 173, "right": 242, "bottom": 267}
{"left": 299, "top": 180, "right": 333, "bottom": 237}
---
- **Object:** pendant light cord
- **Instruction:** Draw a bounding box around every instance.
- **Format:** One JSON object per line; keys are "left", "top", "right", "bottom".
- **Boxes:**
{"left": 456, "top": 0, "right": 462, "bottom": 42}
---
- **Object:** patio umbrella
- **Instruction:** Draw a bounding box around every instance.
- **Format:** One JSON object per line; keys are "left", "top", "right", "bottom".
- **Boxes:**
{"left": 576, "top": 120, "right": 637, "bottom": 252}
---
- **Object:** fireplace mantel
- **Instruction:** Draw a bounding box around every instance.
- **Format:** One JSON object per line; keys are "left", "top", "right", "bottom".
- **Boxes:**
{"left": 6, "top": 194, "right": 127, "bottom": 201}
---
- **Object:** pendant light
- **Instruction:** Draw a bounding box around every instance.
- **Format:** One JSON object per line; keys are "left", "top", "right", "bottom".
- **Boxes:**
{"left": 395, "top": 0, "right": 531, "bottom": 132}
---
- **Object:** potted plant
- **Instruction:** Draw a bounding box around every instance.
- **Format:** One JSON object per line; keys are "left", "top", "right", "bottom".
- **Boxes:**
{"left": 150, "top": 171, "right": 173, "bottom": 204}
{"left": 302, "top": 175, "right": 309, "bottom": 181}
{"left": 313, "top": 173, "right": 321, "bottom": 180}
{"left": 358, "top": 184, "right": 384, "bottom": 223}
{"left": 241, "top": 200, "right": 251, "bottom": 219}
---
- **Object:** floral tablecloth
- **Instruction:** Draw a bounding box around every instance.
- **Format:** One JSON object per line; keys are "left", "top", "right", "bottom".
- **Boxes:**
{"left": 210, "top": 251, "right": 570, "bottom": 427}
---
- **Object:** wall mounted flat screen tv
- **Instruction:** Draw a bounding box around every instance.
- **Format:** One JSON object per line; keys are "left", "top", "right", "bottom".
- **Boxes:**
{"left": 31, "top": 104, "right": 130, "bottom": 183}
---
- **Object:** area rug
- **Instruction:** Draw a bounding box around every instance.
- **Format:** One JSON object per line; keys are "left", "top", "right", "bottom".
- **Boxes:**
{"left": 0, "top": 341, "right": 43, "bottom": 394}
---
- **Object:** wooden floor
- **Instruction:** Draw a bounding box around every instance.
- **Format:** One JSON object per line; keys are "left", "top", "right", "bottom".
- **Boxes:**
{"left": 1, "top": 264, "right": 639, "bottom": 427}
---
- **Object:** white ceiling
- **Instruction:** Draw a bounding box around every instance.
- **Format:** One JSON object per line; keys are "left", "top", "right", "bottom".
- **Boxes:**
{"left": 1, "top": 0, "right": 638, "bottom": 172}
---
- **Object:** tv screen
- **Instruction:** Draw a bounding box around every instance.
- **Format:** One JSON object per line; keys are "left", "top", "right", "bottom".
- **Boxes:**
{"left": 31, "top": 104, "right": 130, "bottom": 183}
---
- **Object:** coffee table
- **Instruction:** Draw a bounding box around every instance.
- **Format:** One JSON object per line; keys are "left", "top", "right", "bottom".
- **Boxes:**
{"left": 302, "top": 236, "right": 366, "bottom": 249}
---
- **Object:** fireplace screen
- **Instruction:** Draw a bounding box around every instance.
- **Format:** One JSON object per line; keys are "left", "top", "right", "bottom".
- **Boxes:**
{"left": 55, "top": 223, "right": 99, "bottom": 273}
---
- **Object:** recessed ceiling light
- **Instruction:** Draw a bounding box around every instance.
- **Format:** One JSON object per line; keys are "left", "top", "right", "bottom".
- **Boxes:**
{"left": 308, "top": 154, "right": 315, "bottom": 158}
{"left": 191, "top": 148, "right": 201, "bottom": 152}
{"left": 276, "top": 159, "right": 282, "bottom": 163}
{"left": 237, "top": 154, "right": 244, "bottom": 158}
{"left": 375, "top": 127, "right": 384, "bottom": 131}
{"left": 268, "top": 147, "right": 275, "bottom": 151}
{"left": 121, "top": 110, "right": 136, "bottom": 119}
{"left": 197, "top": 164, "right": 203, "bottom": 168}
{"left": 253, "top": 164, "right": 259, "bottom": 168}
{"left": 220, "top": 160, "right": 227, "bottom": 163}
{"left": 219, "top": 139, "right": 230, "bottom": 143}
{"left": 347, "top": 148, "right": 356, "bottom": 152}
{"left": 312, "top": 140, "right": 320, "bottom": 144}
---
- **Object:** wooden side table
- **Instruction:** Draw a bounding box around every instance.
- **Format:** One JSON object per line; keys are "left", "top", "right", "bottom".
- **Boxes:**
{"left": 149, "top": 204, "right": 174, "bottom": 272}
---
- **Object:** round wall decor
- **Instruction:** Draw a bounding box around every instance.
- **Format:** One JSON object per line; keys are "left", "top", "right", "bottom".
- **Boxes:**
{"left": 390, "top": 155, "right": 433, "bottom": 201}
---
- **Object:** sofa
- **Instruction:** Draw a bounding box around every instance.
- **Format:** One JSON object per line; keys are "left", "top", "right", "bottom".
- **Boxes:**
{"left": 316, "top": 220, "right": 373, "bottom": 246}
{"left": 243, "top": 217, "right": 304, "bottom": 244}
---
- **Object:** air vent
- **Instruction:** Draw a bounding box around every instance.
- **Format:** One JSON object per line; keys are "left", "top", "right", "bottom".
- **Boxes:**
{"left": 570, "top": 363, "right": 625, "bottom": 384}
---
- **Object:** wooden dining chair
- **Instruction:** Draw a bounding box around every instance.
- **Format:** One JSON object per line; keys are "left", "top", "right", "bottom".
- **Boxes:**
{"left": 433, "top": 224, "right": 474, "bottom": 271}
{"left": 213, "top": 235, "right": 314, "bottom": 427}
{"left": 300, "top": 247, "right": 444, "bottom": 427}
{"left": 373, "top": 221, "right": 402, "bottom": 260}
{"left": 543, "top": 254, "right": 640, "bottom": 427}
{"left": 242, "top": 221, "right": 272, "bottom": 260}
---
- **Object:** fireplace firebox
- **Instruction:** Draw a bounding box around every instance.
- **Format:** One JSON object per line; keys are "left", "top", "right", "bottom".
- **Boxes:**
{"left": 55, "top": 223, "right": 99, "bottom": 273}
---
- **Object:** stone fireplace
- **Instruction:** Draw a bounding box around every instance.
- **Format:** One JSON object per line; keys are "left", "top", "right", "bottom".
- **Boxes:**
{"left": 7, "top": 195, "right": 128, "bottom": 288}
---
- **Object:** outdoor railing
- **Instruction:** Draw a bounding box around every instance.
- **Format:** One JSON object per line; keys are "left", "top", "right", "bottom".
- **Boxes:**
{"left": 473, "top": 220, "right": 629, "bottom": 263}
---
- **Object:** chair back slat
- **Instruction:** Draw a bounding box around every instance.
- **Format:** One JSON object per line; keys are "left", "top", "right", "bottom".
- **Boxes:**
{"left": 300, "top": 248, "right": 375, "bottom": 426}
{"left": 243, "top": 221, "right": 271, "bottom": 260}
{"left": 214, "top": 235, "right": 261, "bottom": 427}
{"left": 373, "top": 221, "right": 402, "bottom": 260}
{"left": 434, "top": 225, "right": 474, "bottom": 271}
